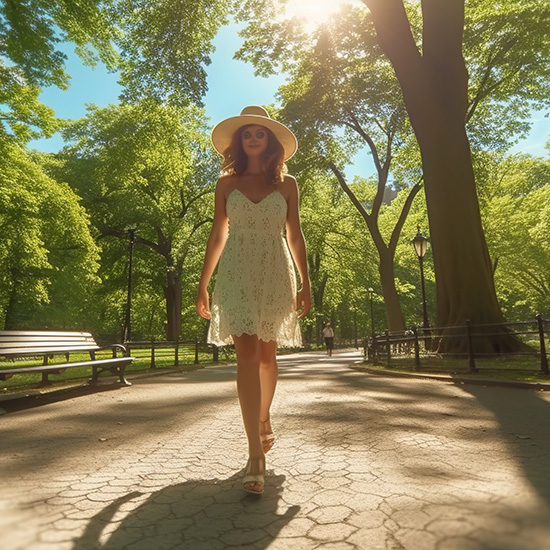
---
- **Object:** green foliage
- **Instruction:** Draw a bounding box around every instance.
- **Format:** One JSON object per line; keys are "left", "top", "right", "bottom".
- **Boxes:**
{"left": 57, "top": 100, "right": 219, "bottom": 340}
{"left": 0, "top": 0, "right": 119, "bottom": 89}
{"left": 0, "top": 0, "right": 119, "bottom": 142}
{"left": 297, "top": 171, "right": 380, "bottom": 342}
{"left": 0, "top": 0, "right": 231, "bottom": 143}
{"left": 235, "top": 0, "right": 550, "bottom": 333}
{"left": 464, "top": 0, "right": 550, "bottom": 151}
{"left": 114, "top": 0, "right": 232, "bottom": 107}
{"left": 476, "top": 151, "right": 550, "bottom": 319}
{"left": 0, "top": 142, "right": 100, "bottom": 329}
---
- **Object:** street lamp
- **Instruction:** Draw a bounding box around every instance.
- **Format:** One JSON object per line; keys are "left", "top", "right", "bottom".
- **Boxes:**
{"left": 122, "top": 229, "right": 136, "bottom": 343}
{"left": 411, "top": 226, "right": 430, "bottom": 341}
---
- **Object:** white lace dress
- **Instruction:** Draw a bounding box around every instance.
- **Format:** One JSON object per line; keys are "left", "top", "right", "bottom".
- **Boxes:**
{"left": 207, "top": 188, "right": 302, "bottom": 347}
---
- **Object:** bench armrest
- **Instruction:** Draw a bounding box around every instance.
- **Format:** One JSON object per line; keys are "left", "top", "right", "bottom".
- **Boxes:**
{"left": 97, "top": 343, "right": 130, "bottom": 358}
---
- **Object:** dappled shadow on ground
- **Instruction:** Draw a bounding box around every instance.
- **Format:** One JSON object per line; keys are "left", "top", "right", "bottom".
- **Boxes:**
{"left": 277, "top": 352, "right": 550, "bottom": 531}
{"left": 0, "top": 376, "right": 237, "bottom": 478}
{"left": 460, "top": 384, "right": 550, "bottom": 508}
{"left": 72, "top": 472, "right": 297, "bottom": 550}
{"left": 0, "top": 383, "right": 124, "bottom": 414}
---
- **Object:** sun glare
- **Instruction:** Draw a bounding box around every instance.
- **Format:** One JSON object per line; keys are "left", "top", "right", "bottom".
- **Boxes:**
{"left": 283, "top": 0, "right": 360, "bottom": 27}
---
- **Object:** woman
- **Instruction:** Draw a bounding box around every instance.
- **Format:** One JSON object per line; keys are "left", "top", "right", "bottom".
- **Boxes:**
{"left": 322, "top": 322, "right": 335, "bottom": 357}
{"left": 196, "top": 106, "right": 311, "bottom": 494}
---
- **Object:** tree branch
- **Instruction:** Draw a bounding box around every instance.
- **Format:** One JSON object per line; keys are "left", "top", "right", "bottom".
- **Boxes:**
{"left": 343, "top": 112, "right": 382, "bottom": 174}
{"left": 327, "top": 160, "right": 387, "bottom": 253}
{"left": 466, "top": 38, "right": 521, "bottom": 123}
{"left": 389, "top": 177, "right": 423, "bottom": 255}
{"left": 99, "top": 228, "right": 164, "bottom": 256}
{"left": 361, "top": 0, "right": 421, "bottom": 71}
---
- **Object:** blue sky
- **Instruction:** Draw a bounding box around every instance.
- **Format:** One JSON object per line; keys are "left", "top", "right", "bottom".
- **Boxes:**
{"left": 29, "top": 21, "right": 549, "bottom": 180}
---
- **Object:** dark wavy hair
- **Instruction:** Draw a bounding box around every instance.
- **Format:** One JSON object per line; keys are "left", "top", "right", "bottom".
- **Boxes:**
{"left": 221, "top": 125, "right": 286, "bottom": 185}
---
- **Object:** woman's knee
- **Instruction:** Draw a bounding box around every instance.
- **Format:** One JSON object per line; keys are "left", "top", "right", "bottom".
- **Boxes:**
{"left": 259, "top": 340, "right": 277, "bottom": 369}
{"left": 234, "top": 334, "right": 260, "bottom": 363}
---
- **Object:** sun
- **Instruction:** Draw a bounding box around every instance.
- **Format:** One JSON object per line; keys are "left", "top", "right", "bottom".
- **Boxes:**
{"left": 283, "top": 0, "right": 360, "bottom": 26}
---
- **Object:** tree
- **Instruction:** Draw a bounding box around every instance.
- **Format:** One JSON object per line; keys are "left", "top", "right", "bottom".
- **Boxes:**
{"left": 236, "top": 0, "right": 550, "bottom": 344}
{"left": 0, "top": 0, "right": 119, "bottom": 142}
{"left": 476, "top": 151, "right": 550, "bottom": 319}
{"left": 297, "top": 170, "right": 379, "bottom": 344}
{"left": 273, "top": 16, "right": 421, "bottom": 332}
{"left": 60, "top": 101, "right": 219, "bottom": 340}
{"left": 0, "top": 0, "right": 232, "bottom": 143}
{"left": 113, "top": 0, "right": 233, "bottom": 108}
{"left": 360, "top": 0, "right": 550, "bottom": 350}
{"left": 0, "top": 143, "right": 100, "bottom": 329}
{"left": 236, "top": 9, "right": 423, "bottom": 331}
{"left": 236, "top": 0, "right": 550, "bottom": 348}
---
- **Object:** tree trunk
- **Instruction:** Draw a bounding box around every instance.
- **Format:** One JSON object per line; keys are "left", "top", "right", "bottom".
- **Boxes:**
{"left": 328, "top": 162, "right": 416, "bottom": 333}
{"left": 164, "top": 270, "right": 182, "bottom": 341}
{"left": 3, "top": 286, "right": 18, "bottom": 330}
{"left": 378, "top": 248, "right": 406, "bottom": 332}
{"left": 365, "top": 0, "right": 519, "bottom": 352}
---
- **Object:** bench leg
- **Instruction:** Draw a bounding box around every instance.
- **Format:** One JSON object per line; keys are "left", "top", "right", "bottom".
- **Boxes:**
{"left": 39, "top": 372, "right": 51, "bottom": 387}
{"left": 118, "top": 365, "right": 131, "bottom": 386}
{"left": 88, "top": 366, "right": 99, "bottom": 386}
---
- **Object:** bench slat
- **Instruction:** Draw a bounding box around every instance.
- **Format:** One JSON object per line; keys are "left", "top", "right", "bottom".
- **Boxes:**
{"left": 0, "top": 338, "right": 96, "bottom": 345}
{"left": 0, "top": 345, "right": 100, "bottom": 356}
{"left": 0, "top": 331, "right": 94, "bottom": 337}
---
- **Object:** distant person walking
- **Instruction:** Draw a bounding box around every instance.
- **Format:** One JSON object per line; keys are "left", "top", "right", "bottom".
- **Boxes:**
{"left": 322, "top": 322, "right": 335, "bottom": 357}
{"left": 196, "top": 106, "right": 311, "bottom": 495}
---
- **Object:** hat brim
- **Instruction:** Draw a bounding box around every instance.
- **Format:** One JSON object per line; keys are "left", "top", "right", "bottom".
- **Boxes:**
{"left": 211, "top": 114, "right": 298, "bottom": 162}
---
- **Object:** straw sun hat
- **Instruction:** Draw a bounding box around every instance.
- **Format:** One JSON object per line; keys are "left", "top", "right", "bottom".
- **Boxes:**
{"left": 211, "top": 105, "right": 298, "bottom": 162}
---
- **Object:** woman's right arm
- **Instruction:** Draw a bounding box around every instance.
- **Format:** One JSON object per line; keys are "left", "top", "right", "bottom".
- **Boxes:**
{"left": 196, "top": 179, "right": 229, "bottom": 319}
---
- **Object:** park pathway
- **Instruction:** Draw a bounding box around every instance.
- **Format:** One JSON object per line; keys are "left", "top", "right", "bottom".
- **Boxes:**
{"left": 1, "top": 350, "right": 550, "bottom": 550}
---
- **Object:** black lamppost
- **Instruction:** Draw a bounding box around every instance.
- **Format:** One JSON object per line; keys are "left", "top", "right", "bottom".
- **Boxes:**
{"left": 411, "top": 226, "right": 430, "bottom": 338}
{"left": 123, "top": 229, "right": 136, "bottom": 343}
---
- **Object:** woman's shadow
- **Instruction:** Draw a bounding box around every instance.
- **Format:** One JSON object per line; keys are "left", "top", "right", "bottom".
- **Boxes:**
{"left": 72, "top": 470, "right": 299, "bottom": 550}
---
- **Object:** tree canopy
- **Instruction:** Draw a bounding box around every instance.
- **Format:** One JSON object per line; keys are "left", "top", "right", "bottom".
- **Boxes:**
{"left": 0, "top": 142, "right": 99, "bottom": 329}
{"left": 58, "top": 100, "right": 219, "bottom": 340}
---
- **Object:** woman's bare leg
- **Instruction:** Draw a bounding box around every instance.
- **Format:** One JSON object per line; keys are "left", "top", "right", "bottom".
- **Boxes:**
{"left": 259, "top": 340, "right": 277, "bottom": 420}
{"left": 233, "top": 333, "right": 264, "bottom": 492}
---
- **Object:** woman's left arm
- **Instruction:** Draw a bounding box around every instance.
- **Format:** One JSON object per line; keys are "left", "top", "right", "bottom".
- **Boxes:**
{"left": 284, "top": 175, "right": 311, "bottom": 318}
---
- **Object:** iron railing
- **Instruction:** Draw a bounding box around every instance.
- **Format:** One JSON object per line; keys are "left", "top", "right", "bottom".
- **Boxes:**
{"left": 363, "top": 314, "right": 549, "bottom": 375}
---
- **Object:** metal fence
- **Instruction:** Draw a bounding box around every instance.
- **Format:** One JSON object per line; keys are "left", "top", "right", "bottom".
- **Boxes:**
{"left": 121, "top": 340, "right": 223, "bottom": 367}
{"left": 363, "top": 314, "right": 549, "bottom": 375}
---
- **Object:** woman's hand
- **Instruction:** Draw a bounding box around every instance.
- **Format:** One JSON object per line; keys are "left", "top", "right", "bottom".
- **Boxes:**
{"left": 296, "top": 286, "right": 311, "bottom": 319}
{"left": 196, "top": 287, "right": 211, "bottom": 319}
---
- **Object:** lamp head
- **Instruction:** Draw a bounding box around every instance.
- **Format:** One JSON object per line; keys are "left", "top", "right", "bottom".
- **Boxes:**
{"left": 411, "top": 226, "right": 428, "bottom": 258}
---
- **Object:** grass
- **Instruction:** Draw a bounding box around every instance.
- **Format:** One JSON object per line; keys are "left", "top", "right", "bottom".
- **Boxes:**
{"left": 356, "top": 353, "right": 550, "bottom": 384}
{"left": 0, "top": 346, "right": 239, "bottom": 395}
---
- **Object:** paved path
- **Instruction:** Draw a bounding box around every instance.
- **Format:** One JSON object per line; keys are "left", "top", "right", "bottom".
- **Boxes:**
{"left": 2, "top": 350, "right": 550, "bottom": 550}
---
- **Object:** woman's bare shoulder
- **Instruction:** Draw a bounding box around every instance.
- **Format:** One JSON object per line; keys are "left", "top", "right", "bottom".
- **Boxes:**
{"left": 216, "top": 174, "right": 238, "bottom": 195}
{"left": 280, "top": 174, "right": 298, "bottom": 198}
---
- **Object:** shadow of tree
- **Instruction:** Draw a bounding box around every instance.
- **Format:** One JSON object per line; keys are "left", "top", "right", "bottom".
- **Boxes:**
{"left": 72, "top": 471, "right": 298, "bottom": 550}
{"left": 459, "top": 383, "right": 550, "bottom": 508}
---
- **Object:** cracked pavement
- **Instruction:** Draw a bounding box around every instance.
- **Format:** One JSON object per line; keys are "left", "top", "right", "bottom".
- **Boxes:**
{"left": 1, "top": 350, "right": 550, "bottom": 550}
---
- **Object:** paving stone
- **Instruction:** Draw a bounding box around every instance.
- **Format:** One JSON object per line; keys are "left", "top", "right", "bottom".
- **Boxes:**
{"left": 308, "top": 522, "right": 357, "bottom": 542}
{"left": 393, "top": 528, "right": 439, "bottom": 550}
{"left": 2, "top": 350, "right": 550, "bottom": 550}
{"left": 309, "top": 505, "right": 353, "bottom": 524}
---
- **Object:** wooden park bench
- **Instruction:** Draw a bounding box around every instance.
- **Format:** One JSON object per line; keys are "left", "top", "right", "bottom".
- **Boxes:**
{"left": 0, "top": 331, "right": 135, "bottom": 387}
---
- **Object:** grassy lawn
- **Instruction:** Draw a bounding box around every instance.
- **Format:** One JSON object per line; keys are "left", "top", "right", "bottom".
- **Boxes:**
{"left": 356, "top": 353, "right": 550, "bottom": 384}
{"left": 0, "top": 346, "right": 239, "bottom": 395}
